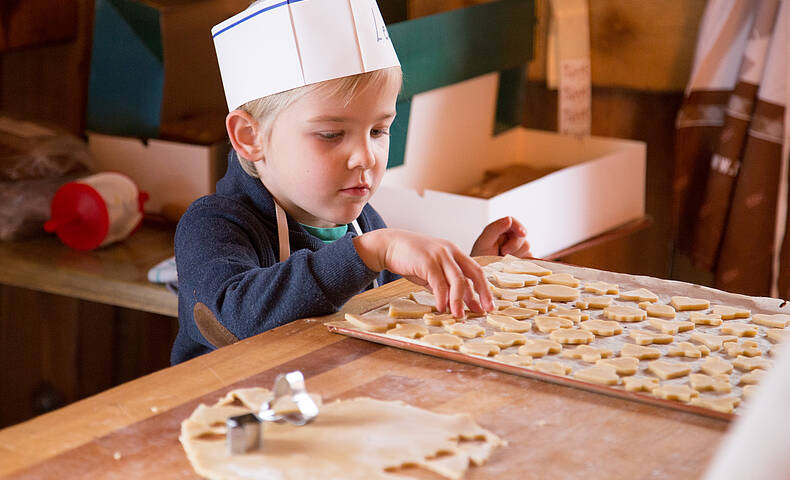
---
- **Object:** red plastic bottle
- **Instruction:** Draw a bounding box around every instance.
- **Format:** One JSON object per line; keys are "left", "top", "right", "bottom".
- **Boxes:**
{"left": 44, "top": 173, "right": 148, "bottom": 250}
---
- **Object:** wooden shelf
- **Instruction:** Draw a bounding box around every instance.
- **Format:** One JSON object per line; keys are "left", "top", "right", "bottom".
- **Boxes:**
{"left": 0, "top": 221, "right": 177, "bottom": 317}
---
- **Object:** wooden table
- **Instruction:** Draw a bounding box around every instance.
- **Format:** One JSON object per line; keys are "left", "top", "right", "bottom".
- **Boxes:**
{"left": 0, "top": 221, "right": 177, "bottom": 317}
{"left": 0, "top": 275, "right": 729, "bottom": 479}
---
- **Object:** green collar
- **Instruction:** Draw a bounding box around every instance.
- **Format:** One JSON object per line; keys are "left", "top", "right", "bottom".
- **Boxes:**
{"left": 300, "top": 223, "right": 349, "bottom": 243}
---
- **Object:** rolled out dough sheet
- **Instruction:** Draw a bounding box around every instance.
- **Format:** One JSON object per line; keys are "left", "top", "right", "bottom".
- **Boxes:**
{"left": 180, "top": 388, "right": 505, "bottom": 480}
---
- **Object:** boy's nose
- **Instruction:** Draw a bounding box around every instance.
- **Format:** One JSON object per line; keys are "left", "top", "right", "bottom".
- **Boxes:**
{"left": 348, "top": 140, "right": 376, "bottom": 170}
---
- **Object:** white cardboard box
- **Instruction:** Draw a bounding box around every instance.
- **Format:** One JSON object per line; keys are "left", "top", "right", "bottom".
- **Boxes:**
{"left": 370, "top": 73, "right": 646, "bottom": 258}
{"left": 87, "top": 132, "right": 229, "bottom": 215}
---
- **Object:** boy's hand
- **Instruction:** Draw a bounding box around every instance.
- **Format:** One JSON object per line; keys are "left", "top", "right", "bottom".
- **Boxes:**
{"left": 471, "top": 216, "right": 532, "bottom": 258}
{"left": 354, "top": 229, "right": 494, "bottom": 317}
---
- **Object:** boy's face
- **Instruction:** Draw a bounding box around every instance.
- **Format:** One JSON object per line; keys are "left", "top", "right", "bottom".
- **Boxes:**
{"left": 256, "top": 77, "right": 400, "bottom": 228}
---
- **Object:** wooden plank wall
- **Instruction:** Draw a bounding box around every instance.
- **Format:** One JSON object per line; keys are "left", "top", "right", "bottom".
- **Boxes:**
{"left": 0, "top": 0, "right": 706, "bottom": 428}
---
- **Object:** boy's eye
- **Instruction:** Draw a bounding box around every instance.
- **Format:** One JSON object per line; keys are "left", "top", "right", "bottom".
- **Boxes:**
{"left": 317, "top": 131, "right": 343, "bottom": 140}
{"left": 371, "top": 128, "right": 390, "bottom": 138}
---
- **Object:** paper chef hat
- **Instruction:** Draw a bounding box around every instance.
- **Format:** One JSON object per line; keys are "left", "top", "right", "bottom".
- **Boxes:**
{"left": 212, "top": 0, "right": 401, "bottom": 111}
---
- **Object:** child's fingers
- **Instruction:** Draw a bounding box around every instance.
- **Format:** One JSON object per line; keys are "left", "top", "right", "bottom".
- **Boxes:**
{"left": 425, "top": 265, "right": 450, "bottom": 314}
{"left": 463, "top": 281, "right": 485, "bottom": 314}
{"left": 475, "top": 216, "right": 512, "bottom": 250}
{"left": 508, "top": 217, "right": 528, "bottom": 237}
{"left": 440, "top": 254, "right": 469, "bottom": 317}
{"left": 455, "top": 253, "right": 494, "bottom": 311}
{"left": 510, "top": 241, "right": 533, "bottom": 258}
{"left": 500, "top": 231, "right": 532, "bottom": 256}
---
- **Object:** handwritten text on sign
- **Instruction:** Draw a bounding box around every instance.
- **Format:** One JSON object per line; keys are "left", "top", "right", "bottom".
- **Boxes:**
{"left": 559, "top": 58, "right": 591, "bottom": 136}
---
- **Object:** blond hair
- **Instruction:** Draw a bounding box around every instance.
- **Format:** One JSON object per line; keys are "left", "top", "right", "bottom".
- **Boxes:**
{"left": 236, "top": 66, "right": 403, "bottom": 177}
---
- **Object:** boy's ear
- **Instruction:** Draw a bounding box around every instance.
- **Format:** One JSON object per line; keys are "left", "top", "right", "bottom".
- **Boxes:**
{"left": 226, "top": 110, "right": 265, "bottom": 162}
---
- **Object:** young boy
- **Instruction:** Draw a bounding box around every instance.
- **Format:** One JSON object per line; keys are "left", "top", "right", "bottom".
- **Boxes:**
{"left": 171, "top": 0, "right": 531, "bottom": 364}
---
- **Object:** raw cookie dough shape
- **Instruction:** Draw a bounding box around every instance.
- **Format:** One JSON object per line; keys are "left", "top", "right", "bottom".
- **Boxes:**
{"left": 180, "top": 391, "right": 505, "bottom": 480}
{"left": 423, "top": 313, "right": 458, "bottom": 327}
{"left": 733, "top": 355, "right": 771, "bottom": 372}
{"left": 528, "top": 361, "right": 572, "bottom": 376}
{"left": 492, "top": 299, "right": 515, "bottom": 310}
{"left": 766, "top": 328, "right": 788, "bottom": 343}
{"left": 620, "top": 343, "right": 661, "bottom": 360}
{"left": 422, "top": 333, "right": 464, "bottom": 350}
{"left": 667, "top": 342, "right": 710, "bottom": 359}
{"left": 498, "top": 306, "right": 539, "bottom": 320}
{"left": 346, "top": 313, "right": 396, "bottom": 332}
{"left": 519, "top": 298, "right": 551, "bottom": 314}
{"left": 389, "top": 298, "right": 435, "bottom": 318}
{"left": 484, "top": 332, "right": 528, "bottom": 348}
{"left": 689, "top": 373, "right": 731, "bottom": 393}
{"left": 485, "top": 314, "right": 532, "bottom": 333}
{"left": 629, "top": 329, "right": 674, "bottom": 346}
{"left": 583, "top": 281, "right": 619, "bottom": 295}
{"left": 549, "top": 328, "right": 594, "bottom": 345}
{"left": 670, "top": 296, "right": 710, "bottom": 311}
{"left": 534, "top": 315, "right": 574, "bottom": 333}
{"left": 575, "top": 296, "right": 613, "bottom": 309}
{"left": 444, "top": 323, "right": 486, "bottom": 339}
{"left": 739, "top": 369, "right": 766, "bottom": 385}
{"left": 647, "top": 318, "right": 694, "bottom": 335}
{"left": 573, "top": 364, "right": 619, "bottom": 385}
{"left": 596, "top": 357, "right": 639, "bottom": 375}
{"left": 460, "top": 342, "right": 500, "bottom": 357}
{"left": 619, "top": 288, "right": 659, "bottom": 303}
{"left": 490, "top": 271, "right": 539, "bottom": 288}
{"left": 710, "top": 304, "right": 750, "bottom": 320}
{"left": 603, "top": 305, "right": 647, "bottom": 322}
{"left": 410, "top": 291, "right": 438, "bottom": 309}
{"left": 540, "top": 273, "right": 580, "bottom": 288}
{"left": 690, "top": 332, "right": 737, "bottom": 351}
{"left": 720, "top": 322, "right": 758, "bottom": 337}
{"left": 561, "top": 345, "right": 613, "bottom": 363}
{"left": 549, "top": 307, "right": 589, "bottom": 323}
{"left": 533, "top": 284, "right": 580, "bottom": 302}
{"left": 742, "top": 385, "right": 759, "bottom": 398}
{"left": 688, "top": 312, "right": 723, "bottom": 326}
{"left": 723, "top": 340, "right": 762, "bottom": 358}
{"left": 639, "top": 302, "right": 676, "bottom": 319}
{"left": 689, "top": 396, "right": 740, "bottom": 414}
{"left": 699, "top": 356, "right": 733, "bottom": 376}
{"left": 652, "top": 384, "right": 699, "bottom": 402}
{"left": 518, "top": 339, "right": 563, "bottom": 358}
{"left": 623, "top": 376, "right": 659, "bottom": 392}
{"left": 580, "top": 319, "right": 623, "bottom": 336}
{"left": 490, "top": 285, "right": 533, "bottom": 302}
{"left": 751, "top": 313, "right": 790, "bottom": 328}
{"left": 494, "top": 353, "right": 533, "bottom": 366}
{"left": 387, "top": 324, "right": 430, "bottom": 339}
{"left": 647, "top": 360, "right": 691, "bottom": 380}
{"left": 501, "top": 257, "right": 552, "bottom": 276}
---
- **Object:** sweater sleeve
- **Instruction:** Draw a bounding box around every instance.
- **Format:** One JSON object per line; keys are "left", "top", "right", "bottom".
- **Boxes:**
{"left": 175, "top": 203, "right": 379, "bottom": 347}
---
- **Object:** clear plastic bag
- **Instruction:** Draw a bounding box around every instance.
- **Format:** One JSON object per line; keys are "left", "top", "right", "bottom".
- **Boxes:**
{"left": 0, "top": 116, "right": 93, "bottom": 240}
{"left": 0, "top": 116, "right": 93, "bottom": 181}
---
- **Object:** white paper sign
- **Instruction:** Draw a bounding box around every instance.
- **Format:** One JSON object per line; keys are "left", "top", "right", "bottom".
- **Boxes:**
{"left": 548, "top": 0, "right": 591, "bottom": 136}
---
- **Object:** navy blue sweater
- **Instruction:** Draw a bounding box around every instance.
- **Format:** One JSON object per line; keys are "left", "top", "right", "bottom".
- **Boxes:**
{"left": 171, "top": 152, "right": 398, "bottom": 364}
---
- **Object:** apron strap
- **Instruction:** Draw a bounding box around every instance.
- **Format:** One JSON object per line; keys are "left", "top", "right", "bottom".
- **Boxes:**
{"left": 274, "top": 201, "right": 290, "bottom": 262}
{"left": 275, "top": 202, "right": 378, "bottom": 289}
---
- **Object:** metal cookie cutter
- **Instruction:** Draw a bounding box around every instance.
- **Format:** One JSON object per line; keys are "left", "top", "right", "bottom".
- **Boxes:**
{"left": 226, "top": 371, "right": 319, "bottom": 454}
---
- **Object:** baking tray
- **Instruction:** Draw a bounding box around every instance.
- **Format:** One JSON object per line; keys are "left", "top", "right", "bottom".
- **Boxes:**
{"left": 327, "top": 258, "right": 790, "bottom": 422}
